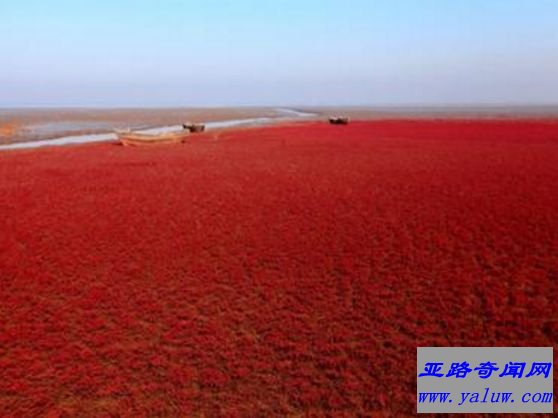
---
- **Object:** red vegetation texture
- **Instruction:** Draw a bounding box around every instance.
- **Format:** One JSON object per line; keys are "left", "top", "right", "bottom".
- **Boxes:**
{"left": 1, "top": 120, "right": 557, "bottom": 417}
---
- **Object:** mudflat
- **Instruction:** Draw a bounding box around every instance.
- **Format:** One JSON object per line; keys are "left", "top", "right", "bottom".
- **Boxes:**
{"left": 3, "top": 105, "right": 558, "bottom": 146}
{"left": 0, "top": 107, "right": 291, "bottom": 145}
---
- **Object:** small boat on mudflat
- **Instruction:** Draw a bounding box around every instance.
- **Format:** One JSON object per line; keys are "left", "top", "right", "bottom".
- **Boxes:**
{"left": 116, "top": 130, "right": 189, "bottom": 146}
{"left": 329, "top": 116, "right": 350, "bottom": 125}
{"left": 182, "top": 123, "right": 206, "bottom": 133}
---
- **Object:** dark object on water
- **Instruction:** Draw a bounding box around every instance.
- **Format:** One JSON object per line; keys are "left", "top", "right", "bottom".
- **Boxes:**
{"left": 182, "top": 122, "right": 206, "bottom": 133}
{"left": 329, "top": 116, "right": 350, "bottom": 125}
{"left": 190, "top": 124, "right": 206, "bottom": 133}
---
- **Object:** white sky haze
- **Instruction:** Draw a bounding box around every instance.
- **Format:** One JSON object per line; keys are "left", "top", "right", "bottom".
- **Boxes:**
{"left": 2, "top": 0, "right": 557, "bottom": 106}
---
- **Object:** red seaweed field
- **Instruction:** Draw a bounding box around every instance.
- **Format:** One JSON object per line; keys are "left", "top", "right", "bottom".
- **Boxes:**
{"left": 1, "top": 120, "right": 557, "bottom": 416}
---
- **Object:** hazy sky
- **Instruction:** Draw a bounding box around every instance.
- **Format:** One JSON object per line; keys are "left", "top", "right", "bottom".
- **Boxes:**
{"left": 2, "top": 0, "right": 557, "bottom": 107}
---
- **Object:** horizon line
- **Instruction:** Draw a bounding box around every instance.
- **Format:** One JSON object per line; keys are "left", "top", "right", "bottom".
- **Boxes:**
{"left": 2, "top": 103, "right": 558, "bottom": 112}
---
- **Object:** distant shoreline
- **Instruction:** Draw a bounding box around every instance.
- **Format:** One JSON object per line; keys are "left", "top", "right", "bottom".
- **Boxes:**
{"left": 2, "top": 106, "right": 558, "bottom": 148}
{"left": 304, "top": 105, "right": 558, "bottom": 120}
{"left": 2, "top": 104, "right": 558, "bottom": 115}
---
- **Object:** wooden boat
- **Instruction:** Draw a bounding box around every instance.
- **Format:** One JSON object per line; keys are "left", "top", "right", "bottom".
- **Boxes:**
{"left": 116, "top": 129, "right": 189, "bottom": 146}
{"left": 182, "top": 123, "right": 206, "bottom": 133}
{"left": 328, "top": 116, "right": 350, "bottom": 125}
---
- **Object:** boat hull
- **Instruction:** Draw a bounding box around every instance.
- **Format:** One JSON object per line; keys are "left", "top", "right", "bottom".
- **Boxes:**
{"left": 116, "top": 131, "right": 189, "bottom": 146}
{"left": 182, "top": 123, "right": 206, "bottom": 133}
{"left": 329, "top": 116, "right": 350, "bottom": 125}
